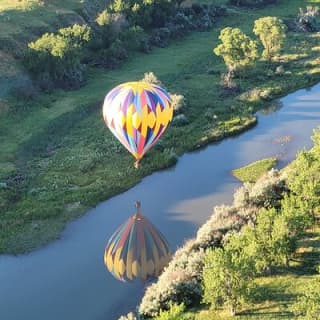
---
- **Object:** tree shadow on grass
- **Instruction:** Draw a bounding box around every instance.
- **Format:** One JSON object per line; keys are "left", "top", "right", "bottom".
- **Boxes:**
{"left": 237, "top": 280, "right": 295, "bottom": 319}
{"left": 251, "top": 282, "right": 294, "bottom": 305}
{"left": 289, "top": 231, "right": 320, "bottom": 275}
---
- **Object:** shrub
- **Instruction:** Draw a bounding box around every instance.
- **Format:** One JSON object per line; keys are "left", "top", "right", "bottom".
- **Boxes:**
{"left": 163, "top": 148, "right": 179, "bottom": 166}
{"left": 170, "top": 94, "right": 186, "bottom": 114}
{"left": 25, "top": 24, "right": 91, "bottom": 89}
{"left": 172, "top": 114, "right": 189, "bottom": 127}
{"left": 233, "top": 169, "right": 287, "bottom": 209}
{"left": 296, "top": 6, "right": 319, "bottom": 32}
{"left": 118, "top": 312, "right": 137, "bottom": 320}
{"left": 119, "top": 26, "right": 147, "bottom": 51}
{"left": 170, "top": 12, "right": 195, "bottom": 33}
{"left": 150, "top": 28, "right": 171, "bottom": 48}
{"left": 154, "top": 304, "right": 186, "bottom": 320}
{"left": 197, "top": 14, "right": 214, "bottom": 31}
{"left": 96, "top": 9, "right": 113, "bottom": 26}
{"left": 139, "top": 242, "right": 205, "bottom": 317}
{"left": 196, "top": 205, "right": 246, "bottom": 249}
{"left": 95, "top": 39, "right": 128, "bottom": 68}
{"left": 141, "top": 72, "right": 162, "bottom": 86}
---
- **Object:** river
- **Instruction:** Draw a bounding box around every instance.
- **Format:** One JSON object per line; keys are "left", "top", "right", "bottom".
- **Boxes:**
{"left": 1, "top": 83, "right": 320, "bottom": 320}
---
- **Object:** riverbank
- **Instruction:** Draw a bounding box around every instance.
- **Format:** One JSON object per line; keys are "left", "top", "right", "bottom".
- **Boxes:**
{"left": 1, "top": 79, "right": 320, "bottom": 320}
{"left": 1, "top": 0, "right": 320, "bottom": 254}
{"left": 134, "top": 128, "right": 320, "bottom": 320}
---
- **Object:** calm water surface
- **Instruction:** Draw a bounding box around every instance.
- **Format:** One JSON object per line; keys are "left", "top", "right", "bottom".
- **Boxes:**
{"left": 1, "top": 84, "right": 320, "bottom": 320}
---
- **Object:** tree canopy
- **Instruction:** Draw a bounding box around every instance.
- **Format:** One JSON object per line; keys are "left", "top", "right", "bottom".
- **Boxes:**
{"left": 253, "top": 16, "right": 286, "bottom": 60}
{"left": 213, "top": 27, "right": 258, "bottom": 71}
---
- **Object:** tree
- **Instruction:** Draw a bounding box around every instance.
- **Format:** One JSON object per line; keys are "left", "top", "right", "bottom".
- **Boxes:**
{"left": 253, "top": 16, "right": 286, "bottom": 60}
{"left": 229, "top": 208, "right": 294, "bottom": 274}
{"left": 286, "top": 130, "right": 320, "bottom": 222}
{"left": 213, "top": 27, "right": 258, "bottom": 72}
{"left": 202, "top": 245, "right": 255, "bottom": 316}
{"left": 280, "top": 194, "right": 313, "bottom": 238}
{"left": 25, "top": 24, "right": 91, "bottom": 88}
{"left": 96, "top": 9, "right": 113, "bottom": 26}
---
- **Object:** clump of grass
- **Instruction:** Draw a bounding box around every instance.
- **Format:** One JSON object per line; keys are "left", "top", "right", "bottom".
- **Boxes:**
{"left": 232, "top": 157, "right": 277, "bottom": 183}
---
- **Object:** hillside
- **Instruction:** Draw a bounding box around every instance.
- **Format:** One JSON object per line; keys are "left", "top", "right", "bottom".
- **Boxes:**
{"left": 0, "top": 1, "right": 88, "bottom": 98}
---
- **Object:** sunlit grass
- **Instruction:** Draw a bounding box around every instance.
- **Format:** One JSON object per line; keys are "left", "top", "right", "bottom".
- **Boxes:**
{"left": 232, "top": 158, "right": 278, "bottom": 183}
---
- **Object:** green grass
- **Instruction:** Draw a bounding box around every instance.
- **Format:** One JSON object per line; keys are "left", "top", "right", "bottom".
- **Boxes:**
{"left": 0, "top": 0, "right": 83, "bottom": 98}
{"left": 232, "top": 158, "right": 278, "bottom": 183}
{"left": 182, "top": 225, "right": 320, "bottom": 320}
{"left": 1, "top": 0, "right": 320, "bottom": 253}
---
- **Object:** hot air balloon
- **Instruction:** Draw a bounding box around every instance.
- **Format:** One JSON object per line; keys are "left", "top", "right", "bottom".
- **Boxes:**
{"left": 104, "top": 202, "right": 171, "bottom": 282}
{"left": 102, "top": 81, "right": 173, "bottom": 168}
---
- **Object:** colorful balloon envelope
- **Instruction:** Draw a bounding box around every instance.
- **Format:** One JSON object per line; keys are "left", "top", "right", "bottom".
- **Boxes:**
{"left": 102, "top": 81, "right": 173, "bottom": 166}
{"left": 104, "top": 203, "right": 171, "bottom": 282}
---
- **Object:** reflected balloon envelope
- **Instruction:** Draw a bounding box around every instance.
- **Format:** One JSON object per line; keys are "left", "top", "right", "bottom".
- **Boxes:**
{"left": 104, "top": 203, "right": 171, "bottom": 282}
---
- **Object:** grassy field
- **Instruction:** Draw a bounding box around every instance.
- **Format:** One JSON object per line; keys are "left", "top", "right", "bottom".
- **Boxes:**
{"left": 232, "top": 158, "right": 278, "bottom": 183}
{"left": 183, "top": 225, "right": 320, "bottom": 320}
{"left": 1, "top": 0, "right": 320, "bottom": 253}
{"left": 0, "top": 0, "right": 84, "bottom": 98}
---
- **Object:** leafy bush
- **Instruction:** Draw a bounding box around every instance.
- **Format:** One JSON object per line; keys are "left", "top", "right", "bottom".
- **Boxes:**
{"left": 94, "top": 39, "right": 128, "bottom": 68}
{"left": 25, "top": 24, "right": 91, "bottom": 89}
{"left": 119, "top": 26, "right": 147, "bottom": 51}
{"left": 170, "top": 12, "right": 195, "bottom": 34}
{"left": 296, "top": 6, "right": 319, "bottom": 32}
{"left": 141, "top": 72, "right": 162, "bottom": 86}
{"left": 118, "top": 312, "right": 137, "bottom": 320}
{"left": 150, "top": 28, "right": 171, "bottom": 48}
{"left": 196, "top": 205, "right": 246, "bottom": 249}
{"left": 154, "top": 303, "right": 186, "bottom": 320}
{"left": 96, "top": 9, "right": 113, "bottom": 26}
{"left": 139, "top": 241, "right": 204, "bottom": 317}
{"left": 172, "top": 114, "right": 189, "bottom": 127}
{"left": 138, "top": 203, "right": 250, "bottom": 317}
{"left": 170, "top": 94, "right": 186, "bottom": 114}
{"left": 233, "top": 169, "right": 287, "bottom": 209}
{"left": 196, "top": 14, "right": 214, "bottom": 31}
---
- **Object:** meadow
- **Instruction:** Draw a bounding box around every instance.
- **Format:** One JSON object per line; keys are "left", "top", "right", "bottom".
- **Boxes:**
{"left": 1, "top": 0, "right": 320, "bottom": 253}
